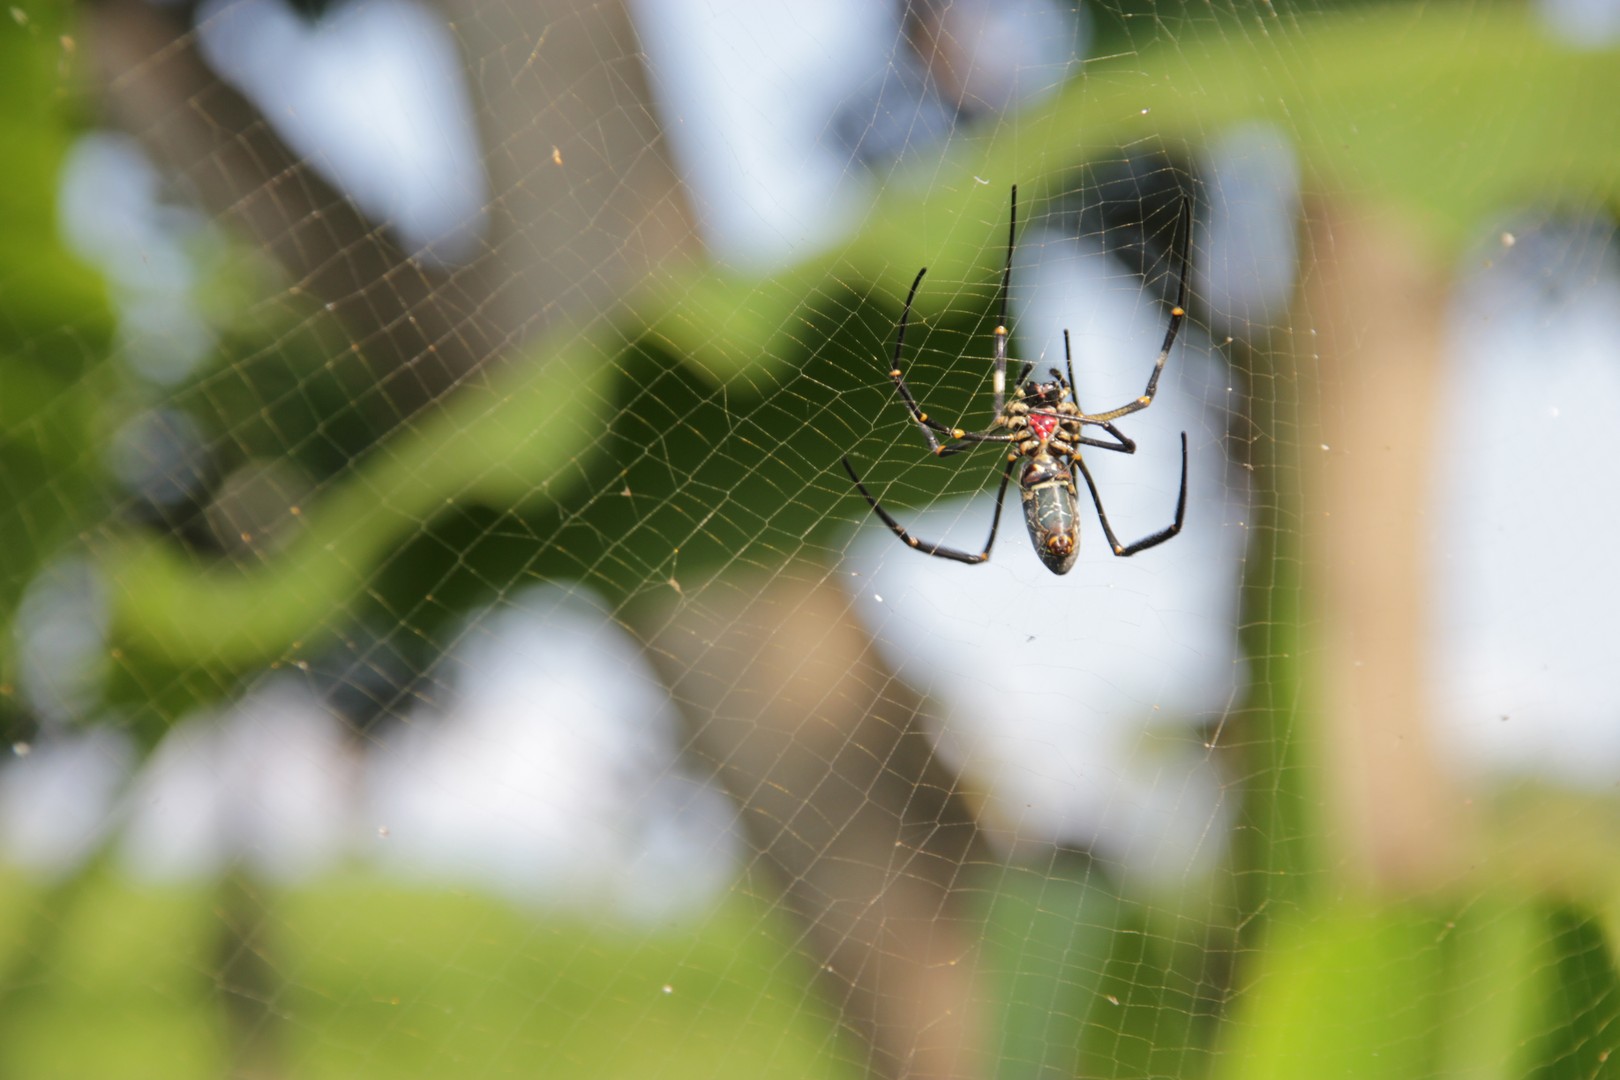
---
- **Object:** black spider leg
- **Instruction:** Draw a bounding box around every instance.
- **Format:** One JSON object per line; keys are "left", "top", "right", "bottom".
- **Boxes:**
{"left": 883, "top": 184, "right": 1029, "bottom": 456}
{"left": 1059, "top": 333, "right": 1137, "bottom": 455}
{"left": 1076, "top": 194, "right": 1194, "bottom": 426}
{"left": 842, "top": 456, "right": 1016, "bottom": 565}
{"left": 990, "top": 184, "right": 1017, "bottom": 415}
{"left": 885, "top": 267, "right": 952, "bottom": 454}
{"left": 1072, "top": 432, "right": 1189, "bottom": 557}
{"left": 885, "top": 267, "right": 1019, "bottom": 457}
{"left": 932, "top": 430, "right": 1017, "bottom": 458}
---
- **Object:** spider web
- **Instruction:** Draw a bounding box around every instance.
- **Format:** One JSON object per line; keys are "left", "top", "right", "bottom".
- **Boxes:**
{"left": 3, "top": 0, "right": 1620, "bottom": 1077}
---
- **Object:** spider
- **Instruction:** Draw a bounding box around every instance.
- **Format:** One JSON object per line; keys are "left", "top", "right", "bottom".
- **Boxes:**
{"left": 842, "top": 185, "right": 1190, "bottom": 575}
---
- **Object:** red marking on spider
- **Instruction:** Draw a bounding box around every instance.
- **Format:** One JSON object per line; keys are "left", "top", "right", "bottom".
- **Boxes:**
{"left": 1028, "top": 412, "right": 1060, "bottom": 442}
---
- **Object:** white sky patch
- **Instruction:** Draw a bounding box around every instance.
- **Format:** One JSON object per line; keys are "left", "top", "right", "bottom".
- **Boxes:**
{"left": 12, "top": 555, "right": 110, "bottom": 726}
{"left": 1197, "top": 123, "right": 1300, "bottom": 338}
{"left": 841, "top": 236, "right": 1248, "bottom": 888}
{"left": 1428, "top": 212, "right": 1620, "bottom": 788}
{"left": 1538, "top": 0, "right": 1620, "bottom": 47}
{"left": 196, "top": 0, "right": 488, "bottom": 265}
{"left": 0, "top": 729, "right": 132, "bottom": 878}
{"left": 929, "top": 0, "right": 1082, "bottom": 113}
{"left": 119, "top": 681, "right": 356, "bottom": 883}
{"left": 630, "top": 1, "right": 1080, "bottom": 269}
{"left": 58, "top": 132, "right": 216, "bottom": 384}
{"left": 59, "top": 133, "right": 197, "bottom": 297}
{"left": 365, "top": 584, "right": 738, "bottom": 920}
{"left": 107, "top": 583, "right": 737, "bottom": 914}
{"left": 630, "top": 0, "right": 891, "bottom": 269}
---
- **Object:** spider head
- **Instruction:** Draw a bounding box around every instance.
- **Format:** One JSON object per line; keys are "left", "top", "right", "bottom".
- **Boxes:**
{"left": 1021, "top": 379, "right": 1066, "bottom": 408}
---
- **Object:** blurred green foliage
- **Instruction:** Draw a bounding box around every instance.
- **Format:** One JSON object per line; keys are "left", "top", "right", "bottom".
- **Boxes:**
{"left": 6, "top": 861, "right": 1615, "bottom": 1078}
{"left": 0, "top": 868, "right": 849, "bottom": 1079}
{"left": 0, "top": 3, "right": 116, "bottom": 708}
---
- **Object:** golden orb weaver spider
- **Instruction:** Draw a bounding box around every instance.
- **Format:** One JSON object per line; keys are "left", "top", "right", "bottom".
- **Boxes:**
{"left": 842, "top": 185, "right": 1190, "bottom": 575}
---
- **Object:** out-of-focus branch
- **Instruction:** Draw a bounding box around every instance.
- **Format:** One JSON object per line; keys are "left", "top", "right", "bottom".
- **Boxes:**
{"left": 643, "top": 570, "right": 989, "bottom": 1080}
{"left": 84, "top": 0, "right": 498, "bottom": 416}
{"left": 440, "top": 0, "right": 700, "bottom": 331}
{"left": 83, "top": 0, "right": 698, "bottom": 417}
{"left": 1299, "top": 200, "right": 1474, "bottom": 893}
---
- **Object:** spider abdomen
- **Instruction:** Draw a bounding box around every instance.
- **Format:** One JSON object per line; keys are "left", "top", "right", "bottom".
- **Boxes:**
{"left": 1019, "top": 455, "right": 1081, "bottom": 575}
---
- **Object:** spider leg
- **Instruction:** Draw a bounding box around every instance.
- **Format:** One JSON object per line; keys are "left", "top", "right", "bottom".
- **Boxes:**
{"left": 991, "top": 185, "right": 1018, "bottom": 415}
{"left": 1076, "top": 195, "right": 1194, "bottom": 426}
{"left": 1063, "top": 329, "right": 1081, "bottom": 401}
{"left": 1077, "top": 425, "right": 1136, "bottom": 454}
{"left": 843, "top": 455, "right": 1015, "bottom": 565}
{"left": 888, "top": 268, "right": 1019, "bottom": 455}
{"left": 934, "top": 429, "right": 1018, "bottom": 459}
{"left": 1072, "top": 432, "right": 1188, "bottom": 557}
{"left": 1061, "top": 331, "right": 1136, "bottom": 455}
{"left": 890, "top": 186, "right": 1033, "bottom": 452}
{"left": 886, "top": 267, "right": 956, "bottom": 454}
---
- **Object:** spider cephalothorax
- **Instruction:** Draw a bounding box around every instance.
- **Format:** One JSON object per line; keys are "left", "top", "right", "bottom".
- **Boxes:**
{"left": 843, "top": 185, "right": 1190, "bottom": 575}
